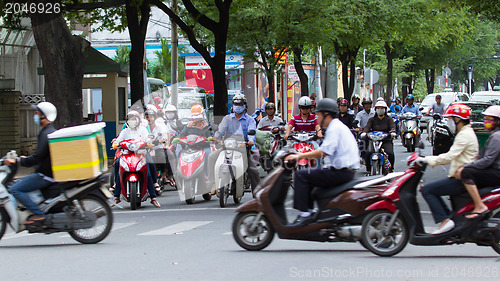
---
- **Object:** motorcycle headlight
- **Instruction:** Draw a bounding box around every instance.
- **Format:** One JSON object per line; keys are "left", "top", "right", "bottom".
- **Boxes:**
{"left": 136, "top": 158, "right": 147, "bottom": 171}
{"left": 181, "top": 151, "right": 203, "bottom": 163}
{"left": 128, "top": 143, "right": 140, "bottom": 152}
{"left": 119, "top": 158, "right": 130, "bottom": 172}
{"left": 224, "top": 139, "right": 237, "bottom": 149}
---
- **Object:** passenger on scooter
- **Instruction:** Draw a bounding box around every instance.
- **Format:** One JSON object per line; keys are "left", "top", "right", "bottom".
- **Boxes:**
{"left": 455, "top": 105, "right": 500, "bottom": 219}
{"left": 389, "top": 98, "right": 402, "bottom": 114}
{"left": 208, "top": 94, "right": 260, "bottom": 194}
{"left": 284, "top": 96, "right": 323, "bottom": 143}
{"left": 112, "top": 111, "right": 161, "bottom": 207}
{"left": 285, "top": 98, "right": 360, "bottom": 226}
{"left": 5, "top": 102, "right": 57, "bottom": 225}
{"left": 164, "top": 104, "right": 184, "bottom": 138}
{"left": 257, "top": 102, "right": 283, "bottom": 129}
{"left": 350, "top": 95, "right": 362, "bottom": 116}
{"left": 338, "top": 99, "right": 356, "bottom": 129}
{"left": 401, "top": 94, "right": 422, "bottom": 118}
{"left": 180, "top": 104, "right": 213, "bottom": 171}
{"left": 416, "top": 104, "right": 478, "bottom": 234}
{"left": 361, "top": 101, "right": 396, "bottom": 175}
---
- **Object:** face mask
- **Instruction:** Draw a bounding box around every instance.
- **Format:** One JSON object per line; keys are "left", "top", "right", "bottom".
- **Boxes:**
{"left": 233, "top": 105, "right": 245, "bottom": 114}
{"left": 376, "top": 108, "right": 386, "bottom": 116}
{"left": 166, "top": 113, "right": 175, "bottom": 120}
{"left": 484, "top": 120, "right": 496, "bottom": 131}
{"left": 447, "top": 118, "right": 457, "bottom": 134}
{"left": 33, "top": 114, "right": 41, "bottom": 125}
{"left": 127, "top": 118, "right": 139, "bottom": 129}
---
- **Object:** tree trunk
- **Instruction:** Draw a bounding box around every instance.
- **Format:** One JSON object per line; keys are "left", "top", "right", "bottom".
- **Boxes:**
{"left": 334, "top": 43, "right": 358, "bottom": 102}
{"left": 126, "top": 0, "right": 150, "bottom": 108}
{"left": 265, "top": 68, "right": 275, "bottom": 103}
{"left": 425, "top": 69, "right": 435, "bottom": 94}
{"left": 384, "top": 43, "right": 394, "bottom": 105}
{"left": 293, "top": 47, "right": 308, "bottom": 97}
{"left": 30, "top": 12, "right": 89, "bottom": 129}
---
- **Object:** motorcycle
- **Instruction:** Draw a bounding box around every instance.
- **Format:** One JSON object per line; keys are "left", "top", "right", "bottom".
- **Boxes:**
{"left": 214, "top": 131, "right": 255, "bottom": 208}
{"left": 256, "top": 124, "right": 286, "bottom": 172}
{"left": 400, "top": 112, "right": 420, "bottom": 152}
{"left": 115, "top": 139, "right": 151, "bottom": 210}
{"left": 360, "top": 143, "right": 500, "bottom": 256}
{"left": 289, "top": 131, "right": 317, "bottom": 169}
{"left": 173, "top": 134, "right": 214, "bottom": 204}
{"left": 0, "top": 152, "right": 113, "bottom": 244}
{"left": 366, "top": 131, "right": 391, "bottom": 176}
{"left": 388, "top": 112, "right": 400, "bottom": 136}
{"left": 251, "top": 108, "right": 262, "bottom": 126}
{"left": 427, "top": 113, "right": 442, "bottom": 146}
{"left": 232, "top": 151, "right": 403, "bottom": 251}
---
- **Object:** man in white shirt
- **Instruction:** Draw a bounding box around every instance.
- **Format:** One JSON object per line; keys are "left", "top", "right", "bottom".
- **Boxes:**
{"left": 285, "top": 98, "right": 359, "bottom": 226}
{"left": 257, "top": 102, "right": 284, "bottom": 129}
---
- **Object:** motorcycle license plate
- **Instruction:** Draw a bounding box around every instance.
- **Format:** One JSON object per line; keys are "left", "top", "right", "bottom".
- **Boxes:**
{"left": 100, "top": 186, "right": 113, "bottom": 198}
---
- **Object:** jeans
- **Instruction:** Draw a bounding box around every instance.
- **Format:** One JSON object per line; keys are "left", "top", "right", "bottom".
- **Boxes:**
{"left": 10, "top": 173, "right": 54, "bottom": 216}
{"left": 208, "top": 147, "right": 260, "bottom": 191}
{"left": 294, "top": 167, "right": 354, "bottom": 212}
{"left": 421, "top": 177, "right": 465, "bottom": 223}
{"left": 114, "top": 156, "right": 156, "bottom": 199}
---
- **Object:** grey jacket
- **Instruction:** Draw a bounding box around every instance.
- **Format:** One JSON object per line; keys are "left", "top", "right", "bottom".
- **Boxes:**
{"left": 465, "top": 128, "right": 500, "bottom": 170}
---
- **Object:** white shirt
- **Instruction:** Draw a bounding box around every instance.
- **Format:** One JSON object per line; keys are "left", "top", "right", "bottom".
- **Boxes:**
{"left": 355, "top": 109, "right": 375, "bottom": 128}
{"left": 150, "top": 123, "right": 169, "bottom": 150}
{"left": 257, "top": 115, "right": 284, "bottom": 129}
{"left": 114, "top": 126, "right": 150, "bottom": 145}
{"left": 320, "top": 119, "right": 360, "bottom": 170}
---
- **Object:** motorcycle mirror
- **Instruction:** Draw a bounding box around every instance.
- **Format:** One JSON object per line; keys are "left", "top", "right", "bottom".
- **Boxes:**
{"left": 353, "top": 120, "right": 359, "bottom": 126}
{"left": 279, "top": 122, "right": 286, "bottom": 126}
{"left": 247, "top": 129, "right": 256, "bottom": 136}
{"left": 172, "top": 138, "right": 180, "bottom": 144}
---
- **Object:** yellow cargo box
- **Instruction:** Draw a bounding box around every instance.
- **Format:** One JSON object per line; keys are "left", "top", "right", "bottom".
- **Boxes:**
{"left": 48, "top": 122, "right": 108, "bottom": 182}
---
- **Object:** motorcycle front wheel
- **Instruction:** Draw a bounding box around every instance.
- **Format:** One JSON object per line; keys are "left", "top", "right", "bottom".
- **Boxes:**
{"left": 69, "top": 195, "right": 113, "bottom": 244}
{"left": 232, "top": 212, "right": 274, "bottom": 251}
{"left": 129, "top": 181, "right": 139, "bottom": 210}
{"left": 219, "top": 184, "right": 229, "bottom": 208}
{"left": 360, "top": 210, "right": 409, "bottom": 257}
{"left": 490, "top": 210, "right": 500, "bottom": 254}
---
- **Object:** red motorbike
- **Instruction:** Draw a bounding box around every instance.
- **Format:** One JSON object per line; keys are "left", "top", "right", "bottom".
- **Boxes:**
{"left": 360, "top": 145, "right": 500, "bottom": 256}
{"left": 116, "top": 139, "right": 150, "bottom": 210}
{"left": 290, "top": 131, "right": 317, "bottom": 169}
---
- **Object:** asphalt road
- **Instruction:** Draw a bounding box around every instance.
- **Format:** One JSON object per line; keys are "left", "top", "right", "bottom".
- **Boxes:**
{"left": 1, "top": 135, "right": 499, "bottom": 281}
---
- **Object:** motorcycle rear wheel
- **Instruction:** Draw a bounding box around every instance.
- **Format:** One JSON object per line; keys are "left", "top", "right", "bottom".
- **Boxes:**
{"left": 68, "top": 195, "right": 113, "bottom": 244}
{"left": 490, "top": 210, "right": 500, "bottom": 254}
{"left": 371, "top": 161, "right": 379, "bottom": 176}
{"left": 232, "top": 212, "right": 274, "bottom": 251}
{"left": 0, "top": 208, "right": 7, "bottom": 240}
{"left": 360, "top": 210, "right": 409, "bottom": 257}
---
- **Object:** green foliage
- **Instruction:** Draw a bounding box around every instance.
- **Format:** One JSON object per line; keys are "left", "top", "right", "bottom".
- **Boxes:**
{"left": 113, "top": 45, "right": 131, "bottom": 65}
{"left": 149, "top": 38, "right": 187, "bottom": 82}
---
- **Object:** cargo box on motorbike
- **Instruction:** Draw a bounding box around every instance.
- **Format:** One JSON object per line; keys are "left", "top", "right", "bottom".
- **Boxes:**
{"left": 48, "top": 122, "right": 108, "bottom": 182}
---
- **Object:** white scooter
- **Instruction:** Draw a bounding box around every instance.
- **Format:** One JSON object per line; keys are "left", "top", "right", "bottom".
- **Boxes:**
{"left": 214, "top": 131, "right": 255, "bottom": 208}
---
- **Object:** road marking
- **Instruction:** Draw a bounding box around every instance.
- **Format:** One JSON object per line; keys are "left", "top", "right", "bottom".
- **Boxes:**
{"left": 113, "top": 206, "right": 238, "bottom": 215}
{"left": 138, "top": 221, "right": 213, "bottom": 236}
{"left": 3, "top": 231, "right": 38, "bottom": 240}
{"left": 222, "top": 232, "right": 232, "bottom": 235}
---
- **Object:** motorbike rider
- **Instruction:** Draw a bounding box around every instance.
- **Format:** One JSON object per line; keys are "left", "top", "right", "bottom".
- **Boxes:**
{"left": 361, "top": 101, "right": 396, "bottom": 175}
{"left": 427, "top": 94, "right": 445, "bottom": 116}
{"left": 153, "top": 97, "right": 163, "bottom": 111}
{"left": 417, "top": 104, "right": 478, "bottom": 234}
{"left": 208, "top": 94, "right": 260, "bottom": 194}
{"left": 338, "top": 99, "right": 355, "bottom": 129}
{"left": 5, "top": 102, "right": 58, "bottom": 225}
{"left": 285, "top": 98, "right": 360, "bottom": 226}
{"left": 257, "top": 102, "right": 284, "bottom": 129}
{"left": 455, "top": 105, "right": 500, "bottom": 219}
{"left": 284, "top": 96, "right": 323, "bottom": 141}
{"left": 112, "top": 111, "right": 161, "bottom": 207}
{"left": 401, "top": 94, "right": 422, "bottom": 118}
{"left": 181, "top": 104, "right": 212, "bottom": 171}
{"left": 389, "top": 98, "right": 402, "bottom": 114}
{"left": 164, "top": 104, "right": 184, "bottom": 140}
{"left": 355, "top": 98, "right": 375, "bottom": 131}
{"left": 350, "top": 95, "right": 362, "bottom": 115}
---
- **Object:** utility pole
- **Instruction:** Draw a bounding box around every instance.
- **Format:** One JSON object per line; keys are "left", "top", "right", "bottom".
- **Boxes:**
{"left": 170, "top": 0, "right": 178, "bottom": 108}
{"left": 468, "top": 64, "right": 473, "bottom": 97}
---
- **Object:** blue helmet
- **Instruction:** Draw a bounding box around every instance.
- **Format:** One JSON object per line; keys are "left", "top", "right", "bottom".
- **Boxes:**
{"left": 406, "top": 94, "right": 414, "bottom": 100}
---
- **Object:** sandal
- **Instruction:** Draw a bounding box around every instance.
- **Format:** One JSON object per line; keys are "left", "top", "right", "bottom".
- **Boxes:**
{"left": 151, "top": 198, "right": 161, "bottom": 208}
{"left": 465, "top": 210, "right": 490, "bottom": 220}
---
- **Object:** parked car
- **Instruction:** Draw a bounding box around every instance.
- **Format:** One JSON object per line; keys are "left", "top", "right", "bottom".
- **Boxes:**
{"left": 419, "top": 92, "right": 469, "bottom": 130}
{"left": 470, "top": 91, "right": 500, "bottom": 104}
{"left": 432, "top": 101, "right": 491, "bottom": 156}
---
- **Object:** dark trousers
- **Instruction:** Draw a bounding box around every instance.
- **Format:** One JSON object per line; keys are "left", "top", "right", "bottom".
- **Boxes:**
{"left": 293, "top": 167, "right": 354, "bottom": 212}
{"left": 421, "top": 177, "right": 465, "bottom": 223}
{"left": 365, "top": 141, "right": 394, "bottom": 172}
{"left": 461, "top": 166, "right": 500, "bottom": 187}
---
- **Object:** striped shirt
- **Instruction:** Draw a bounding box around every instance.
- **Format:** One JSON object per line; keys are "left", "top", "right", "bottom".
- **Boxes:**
{"left": 289, "top": 113, "right": 318, "bottom": 132}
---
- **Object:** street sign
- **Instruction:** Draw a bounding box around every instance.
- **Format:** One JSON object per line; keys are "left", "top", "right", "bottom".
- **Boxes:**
{"left": 443, "top": 67, "right": 451, "bottom": 75}
{"left": 288, "top": 65, "right": 299, "bottom": 82}
{"left": 364, "top": 68, "right": 379, "bottom": 84}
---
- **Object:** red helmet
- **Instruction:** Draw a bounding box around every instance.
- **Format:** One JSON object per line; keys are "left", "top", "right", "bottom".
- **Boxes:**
{"left": 443, "top": 103, "right": 471, "bottom": 120}
{"left": 338, "top": 99, "right": 349, "bottom": 106}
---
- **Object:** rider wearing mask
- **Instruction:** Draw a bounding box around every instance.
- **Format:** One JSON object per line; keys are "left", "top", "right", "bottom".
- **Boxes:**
{"left": 401, "top": 94, "right": 422, "bottom": 118}
{"left": 284, "top": 96, "right": 323, "bottom": 141}
{"left": 5, "top": 102, "right": 57, "bottom": 225}
{"left": 208, "top": 94, "right": 260, "bottom": 194}
{"left": 361, "top": 101, "right": 396, "bottom": 175}
{"left": 257, "top": 102, "right": 284, "bottom": 129}
{"left": 389, "top": 98, "right": 402, "bottom": 114}
{"left": 112, "top": 111, "right": 161, "bottom": 207}
{"left": 285, "top": 98, "right": 360, "bottom": 226}
{"left": 164, "top": 104, "right": 184, "bottom": 139}
{"left": 338, "top": 99, "right": 355, "bottom": 129}
{"left": 455, "top": 105, "right": 500, "bottom": 219}
{"left": 417, "top": 104, "right": 478, "bottom": 234}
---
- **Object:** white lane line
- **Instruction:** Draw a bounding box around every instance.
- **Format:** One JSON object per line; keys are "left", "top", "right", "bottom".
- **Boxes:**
{"left": 113, "top": 207, "right": 238, "bottom": 215}
{"left": 3, "top": 232, "right": 39, "bottom": 240}
{"left": 222, "top": 232, "right": 232, "bottom": 235}
{"left": 138, "top": 221, "right": 213, "bottom": 236}
{"left": 57, "top": 222, "right": 138, "bottom": 238}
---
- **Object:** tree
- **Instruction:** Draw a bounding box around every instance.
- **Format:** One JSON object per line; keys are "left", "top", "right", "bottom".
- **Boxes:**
{"left": 150, "top": 38, "right": 187, "bottom": 82}
{"left": 113, "top": 45, "right": 131, "bottom": 65}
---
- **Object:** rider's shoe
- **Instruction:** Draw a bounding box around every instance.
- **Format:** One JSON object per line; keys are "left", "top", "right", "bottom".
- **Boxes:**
{"left": 432, "top": 220, "right": 455, "bottom": 234}
{"left": 151, "top": 198, "right": 161, "bottom": 208}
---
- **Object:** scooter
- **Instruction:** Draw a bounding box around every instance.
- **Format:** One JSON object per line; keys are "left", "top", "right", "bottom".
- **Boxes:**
{"left": 232, "top": 151, "right": 403, "bottom": 251}
{"left": 427, "top": 113, "right": 442, "bottom": 146}
{"left": 256, "top": 124, "right": 286, "bottom": 172}
{"left": 116, "top": 139, "right": 151, "bottom": 210}
{"left": 360, "top": 143, "right": 500, "bottom": 257}
{"left": 289, "top": 131, "right": 317, "bottom": 169}
{"left": 0, "top": 152, "right": 113, "bottom": 244}
{"left": 366, "top": 131, "right": 392, "bottom": 176}
{"left": 214, "top": 132, "right": 255, "bottom": 208}
{"left": 173, "top": 134, "right": 214, "bottom": 204}
{"left": 388, "top": 112, "right": 400, "bottom": 136}
{"left": 400, "top": 112, "right": 420, "bottom": 152}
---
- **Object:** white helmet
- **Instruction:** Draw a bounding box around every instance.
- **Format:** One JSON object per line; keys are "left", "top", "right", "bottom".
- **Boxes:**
{"left": 298, "top": 96, "right": 312, "bottom": 107}
{"left": 374, "top": 100, "right": 388, "bottom": 108}
{"left": 165, "top": 104, "right": 177, "bottom": 112}
{"left": 31, "top": 102, "right": 57, "bottom": 122}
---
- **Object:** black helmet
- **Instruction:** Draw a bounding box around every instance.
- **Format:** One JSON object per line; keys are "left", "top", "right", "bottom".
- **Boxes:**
{"left": 315, "top": 98, "right": 338, "bottom": 116}
{"left": 265, "top": 102, "right": 275, "bottom": 110}
{"left": 436, "top": 94, "right": 442, "bottom": 99}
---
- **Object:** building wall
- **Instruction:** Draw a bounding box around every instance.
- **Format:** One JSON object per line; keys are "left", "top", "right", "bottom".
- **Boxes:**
{"left": 0, "top": 91, "right": 21, "bottom": 156}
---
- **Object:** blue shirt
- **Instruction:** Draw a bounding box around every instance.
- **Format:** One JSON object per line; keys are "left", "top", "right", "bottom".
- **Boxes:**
{"left": 389, "top": 104, "right": 402, "bottom": 114}
{"left": 401, "top": 104, "right": 421, "bottom": 116}
{"left": 215, "top": 113, "right": 257, "bottom": 143}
